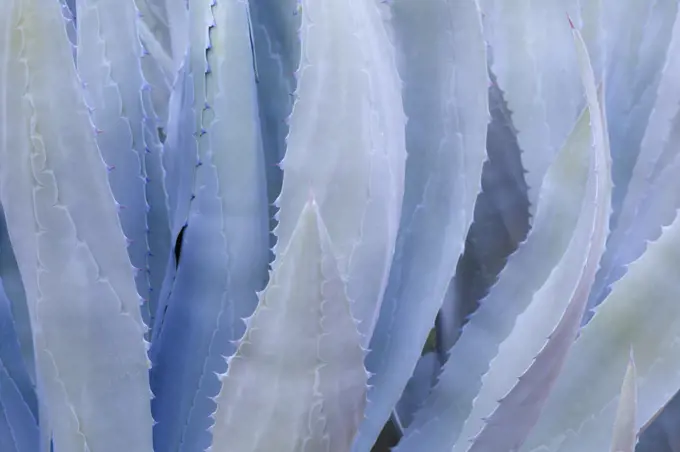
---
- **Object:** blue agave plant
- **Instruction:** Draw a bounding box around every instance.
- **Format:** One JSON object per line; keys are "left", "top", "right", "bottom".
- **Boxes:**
{"left": 2, "top": 0, "right": 680, "bottom": 451}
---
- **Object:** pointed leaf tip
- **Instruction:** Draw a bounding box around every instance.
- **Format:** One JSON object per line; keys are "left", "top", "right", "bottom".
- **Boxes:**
{"left": 610, "top": 350, "right": 637, "bottom": 452}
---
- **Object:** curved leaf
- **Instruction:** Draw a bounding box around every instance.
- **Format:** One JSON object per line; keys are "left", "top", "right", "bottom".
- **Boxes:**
{"left": 479, "top": 0, "right": 584, "bottom": 215}
{"left": 209, "top": 200, "right": 366, "bottom": 452}
{"left": 0, "top": 0, "right": 154, "bottom": 450}
{"left": 354, "top": 0, "right": 488, "bottom": 448}
{"left": 150, "top": 1, "right": 269, "bottom": 450}
{"left": 274, "top": 0, "right": 406, "bottom": 350}
{"left": 396, "top": 62, "right": 596, "bottom": 452}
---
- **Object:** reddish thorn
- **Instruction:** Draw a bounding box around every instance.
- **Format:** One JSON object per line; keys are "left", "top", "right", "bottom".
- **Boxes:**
{"left": 567, "top": 14, "right": 575, "bottom": 29}
{"left": 96, "top": 128, "right": 104, "bottom": 135}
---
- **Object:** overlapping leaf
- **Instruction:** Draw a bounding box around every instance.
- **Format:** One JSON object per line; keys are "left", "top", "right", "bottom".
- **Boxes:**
{"left": 210, "top": 200, "right": 366, "bottom": 452}
{"left": 149, "top": 1, "right": 269, "bottom": 450}
{"left": 354, "top": 0, "right": 488, "bottom": 448}
{"left": 0, "top": 0, "right": 154, "bottom": 449}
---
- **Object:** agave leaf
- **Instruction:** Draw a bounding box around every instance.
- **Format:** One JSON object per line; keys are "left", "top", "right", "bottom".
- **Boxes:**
{"left": 137, "top": 15, "right": 175, "bottom": 129}
{"left": 598, "top": 0, "right": 677, "bottom": 225}
{"left": 353, "top": 1, "right": 487, "bottom": 449}
{"left": 396, "top": 44, "right": 602, "bottom": 452}
{"left": 437, "top": 71, "right": 531, "bottom": 356}
{"left": 0, "top": 279, "right": 38, "bottom": 431}
{"left": 0, "top": 207, "right": 34, "bottom": 386}
{"left": 397, "top": 108, "right": 592, "bottom": 452}
{"left": 608, "top": 5, "right": 680, "bottom": 240}
{"left": 522, "top": 145, "right": 680, "bottom": 452}
{"left": 149, "top": 1, "right": 269, "bottom": 450}
{"left": 394, "top": 352, "right": 439, "bottom": 431}
{"left": 0, "top": 0, "right": 154, "bottom": 450}
{"left": 150, "top": 0, "right": 209, "bottom": 340}
{"left": 76, "top": 0, "right": 172, "bottom": 330}
{"left": 274, "top": 0, "right": 406, "bottom": 347}
{"left": 248, "top": 0, "right": 300, "bottom": 235}
{"left": 639, "top": 390, "right": 680, "bottom": 452}
{"left": 610, "top": 351, "right": 638, "bottom": 452}
{"left": 0, "top": 277, "right": 38, "bottom": 452}
{"left": 139, "top": 0, "right": 189, "bottom": 72}
{"left": 248, "top": 0, "right": 301, "bottom": 165}
{"left": 209, "top": 200, "right": 367, "bottom": 452}
{"left": 586, "top": 5, "right": 680, "bottom": 317}
{"left": 449, "top": 25, "right": 611, "bottom": 452}
{"left": 57, "top": 0, "right": 76, "bottom": 59}
{"left": 479, "top": 0, "right": 584, "bottom": 215}
{"left": 135, "top": 0, "right": 172, "bottom": 62}
{"left": 0, "top": 359, "right": 38, "bottom": 452}
{"left": 577, "top": 0, "right": 604, "bottom": 80}
{"left": 161, "top": 0, "right": 211, "bottom": 241}
{"left": 653, "top": 393, "right": 680, "bottom": 452}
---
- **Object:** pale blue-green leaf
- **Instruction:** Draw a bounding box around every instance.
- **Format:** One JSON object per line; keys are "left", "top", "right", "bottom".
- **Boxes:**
{"left": 599, "top": 0, "right": 677, "bottom": 226}
{"left": 137, "top": 16, "right": 175, "bottom": 129}
{"left": 479, "top": 0, "right": 584, "bottom": 215}
{"left": 249, "top": 0, "right": 300, "bottom": 166}
{"left": 461, "top": 29, "right": 612, "bottom": 449}
{"left": 141, "top": 0, "right": 188, "bottom": 72}
{"left": 274, "top": 0, "right": 406, "bottom": 347}
{"left": 522, "top": 183, "right": 680, "bottom": 451}
{"left": 150, "top": 2, "right": 269, "bottom": 450}
{"left": 468, "top": 74, "right": 611, "bottom": 452}
{"left": 0, "top": 359, "right": 38, "bottom": 452}
{"left": 354, "top": 1, "right": 487, "bottom": 449}
{"left": 76, "top": 0, "right": 173, "bottom": 330}
{"left": 0, "top": 279, "right": 37, "bottom": 424}
{"left": 151, "top": 0, "right": 209, "bottom": 340}
{"left": 398, "top": 109, "right": 592, "bottom": 452}
{"left": 0, "top": 1, "right": 154, "bottom": 450}
{"left": 396, "top": 69, "right": 597, "bottom": 452}
{"left": 587, "top": 5, "right": 680, "bottom": 318}
{"left": 395, "top": 352, "right": 438, "bottom": 430}
{"left": 248, "top": 0, "right": 300, "bottom": 252}
{"left": 0, "top": 207, "right": 34, "bottom": 387}
{"left": 150, "top": 61, "right": 196, "bottom": 342}
{"left": 637, "top": 391, "right": 680, "bottom": 452}
{"left": 0, "top": 2, "right": 49, "bottom": 447}
{"left": 437, "top": 72, "right": 530, "bottom": 356}
{"left": 576, "top": 0, "right": 604, "bottom": 80}
{"left": 620, "top": 5, "right": 680, "bottom": 232}
{"left": 0, "top": 276, "right": 37, "bottom": 452}
{"left": 610, "top": 351, "right": 638, "bottom": 452}
{"left": 57, "top": 0, "right": 75, "bottom": 59}
{"left": 209, "top": 200, "right": 366, "bottom": 452}
{"left": 136, "top": 0, "right": 172, "bottom": 63}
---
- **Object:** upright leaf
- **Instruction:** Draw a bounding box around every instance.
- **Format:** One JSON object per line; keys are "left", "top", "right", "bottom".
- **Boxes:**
{"left": 449, "top": 28, "right": 611, "bottom": 452}
{"left": 0, "top": 279, "right": 38, "bottom": 452}
{"left": 598, "top": 0, "right": 677, "bottom": 224}
{"left": 611, "top": 351, "right": 638, "bottom": 452}
{"left": 522, "top": 149, "right": 680, "bottom": 452}
{"left": 0, "top": 0, "right": 154, "bottom": 450}
{"left": 76, "top": 0, "right": 171, "bottom": 330}
{"left": 587, "top": 4, "right": 680, "bottom": 316}
{"left": 209, "top": 200, "right": 367, "bottom": 452}
{"left": 437, "top": 72, "right": 531, "bottom": 355}
{"left": 479, "top": 0, "right": 584, "bottom": 215}
{"left": 395, "top": 33, "right": 607, "bottom": 451}
{"left": 354, "top": 0, "right": 488, "bottom": 448}
{"left": 150, "top": 1, "right": 269, "bottom": 450}
{"left": 0, "top": 208, "right": 34, "bottom": 386}
{"left": 274, "top": 0, "right": 406, "bottom": 348}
